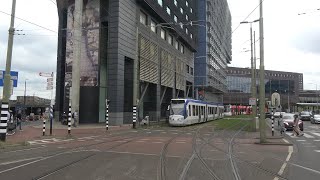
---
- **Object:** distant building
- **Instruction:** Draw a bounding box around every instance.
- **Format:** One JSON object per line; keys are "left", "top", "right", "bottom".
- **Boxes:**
{"left": 195, "top": 0, "right": 232, "bottom": 102}
{"left": 224, "top": 67, "right": 303, "bottom": 111}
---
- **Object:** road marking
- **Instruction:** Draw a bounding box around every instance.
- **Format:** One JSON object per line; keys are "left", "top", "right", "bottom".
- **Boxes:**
{"left": 274, "top": 146, "right": 293, "bottom": 180}
{"left": 301, "top": 142, "right": 312, "bottom": 145}
{"left": 141, "top": 139, "right": 150, "bottom": 141}
{"left": 311, "top": 132, "right": 320, "bottom": 137}
{"left": 0, "top": 157, "right": 43, "bottom": 165}
{"left": 303, "top": 133, "right": 315, "bottom": 138}
{"left": 296, "top": 140, "right": 306, "bottom": 142}
{"left": 176, "top": 142, "right": 186, "bottom": 144}
{"left": 172, "top": 132, "right": 178, "bottom": 134}
{"left": 146, "top": 132, "right": 152, "bottom": 134}
{"left": 94, "top": 140, "right": 102, "bottom": 142}
{"left": 57, "top": 147, "right": 66, "bottom": 149}
{"left": 77, "top": 140, "right": 85, "bottom": 142}
{"left": 186, "top": 133, "right": 192, "bottom": 135}
{"left": 285, "top": 132, "right": 297, "bottom": 138}
{"left": 314, "top": 150, "right": 320, "bottom": 152}
{"left": 116, "top": 141, "right": 127, "bottom": 143}
{"left": 152, "top": 142, "right": 163, "bottom": 144}
{"left": 305, "top": 146, "right": 316, "bottom": 148}
{"left": 314, "top": 140, "right": 320, "bottom": 142}
{"left": 282, "top": 139, "right": 289, "bottom": 144}
{"left": 161, "top": 132, "right": 167, "bottom": 134}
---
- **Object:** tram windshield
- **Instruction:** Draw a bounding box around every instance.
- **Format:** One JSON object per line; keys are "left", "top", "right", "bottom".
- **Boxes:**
{"left": 171, "top": 100, "right": 185, "bottom": 115}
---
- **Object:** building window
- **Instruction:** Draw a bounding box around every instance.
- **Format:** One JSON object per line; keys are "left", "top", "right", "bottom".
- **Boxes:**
{"left": 190, "top": 33, "right": 193, "bottom": 39}
{"left": 166, "top": 7, "right": 171, "bottom": 15}
{"left": 157, "top": 0, "right": 163, "bottom": 7}
{"left": 180, "top": 45, "right": 184, "bottom": 53}
{"left": 186, "top": 28, "right": 188, "bottom": 34}
{"left": 167, "top": 34, "right": 173, "bottom": 45}
{"left": 191, "top": 67, "right": 194, "bottom": 75}
{"left": 180, "top": 8, "right": 184, "bottom": 14}
{"left": 190, "top": 8, "right": 193, "bottom": 13}
{"left": 151, "top": 20, "right": 156, "bottom": 32}
{"left": 140, "top": 11, "right": 147, "bottom": 25}
{"left": 186, "top": 65, "right": 190, "bottom": 73}
{"left": 186, "top": 1, "right": 189, "bottom": 7}
{"left": 186, "top": 14, "right": 189, "bottom": 21}
{"left": 180, "top": 22, "right": 183, "bottom": 29}
{"left": 174, "top": 15, "right": 178, "bottom": 23}
{"left": 174, "top": 0, "right": 177, "bottom": 6}
{"left": 174, "top": 40, "right": 179, "bottom": 50}
{"left": 160, "top": 28, "right": 166, "bottom": 39}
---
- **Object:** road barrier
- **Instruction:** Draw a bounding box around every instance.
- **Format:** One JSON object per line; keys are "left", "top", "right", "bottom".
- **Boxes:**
{"left": 42, "top": 117, "right": 46, "bottom": 136}
{"left": 106, "top": 101, "right": 109, "bottom": 131}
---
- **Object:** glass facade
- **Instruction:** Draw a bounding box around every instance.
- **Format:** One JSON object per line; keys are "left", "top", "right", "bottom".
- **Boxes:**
{"left": 227, "top": 76, "right": 296, "bottom": 95}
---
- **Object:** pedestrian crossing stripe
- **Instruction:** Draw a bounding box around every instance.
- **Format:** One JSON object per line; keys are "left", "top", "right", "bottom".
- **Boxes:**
{"left": 303, "top": 133, "right": 314, "bottom": 138}
{"left": 285, "top": 132, "right": 320, "bottom": 139}
{"left": 311, "top": 132, "right": 320, "bottom": 137}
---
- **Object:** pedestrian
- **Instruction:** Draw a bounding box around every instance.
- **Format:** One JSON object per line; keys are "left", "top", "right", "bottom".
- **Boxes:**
{"left": 72, "top": 110, "right": 79, "bottom": 127}
{"left": 17, "top": 110, "right": 22, "bottom": 131}
{"left": 293, "top": 114, "right": 303, "bottom": 136}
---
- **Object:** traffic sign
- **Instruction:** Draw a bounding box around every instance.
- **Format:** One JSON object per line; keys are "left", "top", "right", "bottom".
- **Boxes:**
{"left": 249, "top": 98, "right": 256, "bottom": 105}
{"left": 0, "top": 71, "right": 18, "bottom": 87}
{"left": 39, "top": 72, "right": 53, "bottom": 77}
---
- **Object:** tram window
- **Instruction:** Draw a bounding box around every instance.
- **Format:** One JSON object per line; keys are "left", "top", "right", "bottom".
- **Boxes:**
{"left": 195, "top": 106, "right": 198, "bottom": 116}
{"left": 189, "top": 105, "right": 191, "bottom": 116}
{"left": 202, "top": 106, "right": 204, "bottom": 115}
{"left": 192, "top": 105, "right": 195, "bottom": 116}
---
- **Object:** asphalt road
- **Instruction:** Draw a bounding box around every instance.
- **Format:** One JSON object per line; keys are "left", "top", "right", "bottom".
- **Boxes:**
{"left": 280, "top": 120, "right": 320, "bottom": 180}
{"left": 0, "top": 120, "right": 294, "bottom": 180}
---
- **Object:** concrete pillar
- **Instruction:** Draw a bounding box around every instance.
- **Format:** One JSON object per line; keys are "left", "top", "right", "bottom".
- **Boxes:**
{"left": 71, "top": 0, "right": 82, "bottom": 126}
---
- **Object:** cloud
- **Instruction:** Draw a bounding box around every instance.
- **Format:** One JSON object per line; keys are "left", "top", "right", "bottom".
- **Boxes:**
{"left": 291, "top": 27, "right": 320, "bottom": 54}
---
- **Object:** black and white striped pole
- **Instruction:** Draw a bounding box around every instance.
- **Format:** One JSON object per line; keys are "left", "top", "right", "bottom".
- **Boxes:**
{"left": 133, "top": 106, "right": 137, "bottom": 129}
{"left": 49, "top": 104, "right": 53, "bottom": 135}
{"left": 105, "top": 99, "right": 109, "bottom": 131}
{"left": 42, "top": 117, "right": 46, "bottom": 136}
{"left": 0, "top": 103, "right": 9, "bottom": 141}
{"left": 271, "top": 109, "right": 274, "bottom": 136}
{"left": 68, "top": 102, "right": 71, "bottom": 135}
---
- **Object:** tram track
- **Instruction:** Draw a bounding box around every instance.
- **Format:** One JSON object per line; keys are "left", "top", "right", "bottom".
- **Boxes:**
{"left": 199, "top": 120, "right": 289, "bottom": 180}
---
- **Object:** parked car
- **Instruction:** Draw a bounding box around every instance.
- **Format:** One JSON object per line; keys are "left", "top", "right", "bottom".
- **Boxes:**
{"left": 299, "top": 111, "right": 313, "bottom": 121}
{"left": 274, "top": 112, "right": 282, "bottom": 118}
{"left": 265, "top": 112, "right": 272, "bottom": 119}
{"left": 311, "top": 114, "right": 320, "bottom": 124}
{"left": 282, "top": 113, "right": 303, "bottom": 131}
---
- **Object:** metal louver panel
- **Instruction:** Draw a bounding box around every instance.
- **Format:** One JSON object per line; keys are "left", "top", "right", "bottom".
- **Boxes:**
{"left": 160, "top": 50, "right": 174, "bottom": 88}
{"left": 175, "top": 58, "right": 186, "bottom": 91}
{"left": 139, "top": 35, "right": 159, "bottom": 84}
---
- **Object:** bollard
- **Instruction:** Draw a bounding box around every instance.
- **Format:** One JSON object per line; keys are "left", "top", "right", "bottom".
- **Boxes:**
{"left": 43, "top": 118, "right": 46, "bottom": 136}
{"left": 68, "top": 102, "right": 71, "bottom": 135}
{"left": 0, "top": 103, "right": 9, "bottom": 141}
{"left": 50, "top": 104, "right": 53, "bottom": 135}
{"left": 133, "top": 106, "right": 137, "bottom": 129}
{"left": 106, "top": 104, "right": 109, "bottom": 131}
{"left": 272, "top": 117, "right": 274, "bottom": 136}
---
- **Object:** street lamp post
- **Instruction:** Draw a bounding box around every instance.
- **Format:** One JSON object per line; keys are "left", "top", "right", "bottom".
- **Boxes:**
{"left": 240, "top": 19, "right": 259, "bottom": 122}
{"left": 259, "top": 0, "right": 267, "bottom": 143}
{"left": 24, "top": 79, "right": 28, "bottom": 118}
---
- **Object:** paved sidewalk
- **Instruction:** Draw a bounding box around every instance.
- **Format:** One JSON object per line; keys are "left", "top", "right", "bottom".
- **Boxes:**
{"left": 5, "top": 121, "right": 132, "bottom": 144}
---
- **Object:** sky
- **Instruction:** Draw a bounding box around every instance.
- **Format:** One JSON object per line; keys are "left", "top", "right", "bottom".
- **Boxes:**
{"left": 0, "top": 0, "right": 319, "bottom": 100}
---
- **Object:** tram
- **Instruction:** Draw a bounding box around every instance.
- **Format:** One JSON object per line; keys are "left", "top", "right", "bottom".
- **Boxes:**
{"left": 169, "top": 99, "right": 224, "bottom": 126}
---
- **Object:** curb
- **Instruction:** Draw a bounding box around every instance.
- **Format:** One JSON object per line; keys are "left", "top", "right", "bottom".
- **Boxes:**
{"left": 254, "top": 142, "right": 293, "bottom": 146}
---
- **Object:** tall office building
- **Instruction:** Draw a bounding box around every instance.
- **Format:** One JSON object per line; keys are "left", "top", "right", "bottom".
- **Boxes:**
{"left": 55, "top": 0, "right": 197, "bottom": 124}
{"left": 195, "top": 0, "right": 232, "bottom": 102}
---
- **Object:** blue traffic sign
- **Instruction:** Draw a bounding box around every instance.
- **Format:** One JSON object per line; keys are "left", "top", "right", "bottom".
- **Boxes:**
{"left": 0, "top": 71, "right": 18, "bottom": 87}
